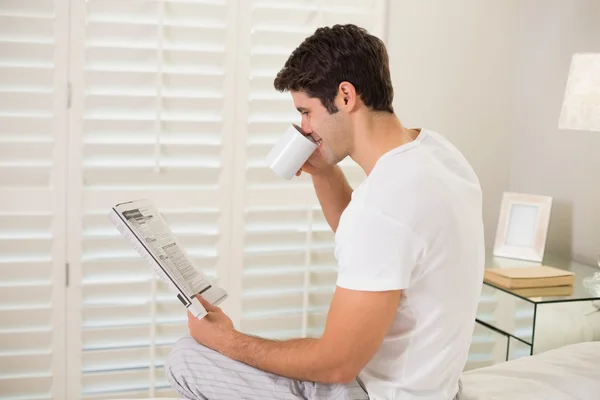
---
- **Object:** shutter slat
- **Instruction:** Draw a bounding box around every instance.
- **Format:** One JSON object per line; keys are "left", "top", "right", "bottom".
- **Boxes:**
{"left": 83, "top": 323, "right": 186, "bottom": 351}
{"left": 82, "top": 345, "right": 172, "bottom": 373}
{"left": 0, "top": 15, "right": 53, "bottom": 39}
{"left": 0, "top": 285, "right": 52, "bottom": 307}
{"left": 0, "top": 261, "right": 51, "bottom": 283}
{"left": 0, "top": 66, "right": 53, "bottom": 87}
{"left": 0, "top": 141, "right": 53, "bottom": 160}
{"left": 0, "top": 91, "right": 54, "bottom": 115}
{"left": 0, "top": 375, "right": 52, "bottom": 398}
{"left": 0, "top": 353, "right": 52, "bottom": 376}
{"left": 0, "top": 116, "right": 54, "bottom": 136}
{"left": 0, "top": 308, "right": 51, "bottom": 329}
{"left": 82, "top": 366, "right": 169, "bottom": 397}
{"left": 0, "top": 91, "right": 55, "bottom": 112}
{"left": 0, "top": 189, "right": 54, "bottom": 211}
{"left": 0, "top": 330, "right": 52, "bottom": 354}
{"left": 0, "top": 1, "right": 54, "bottom": 16}
{"left": 0, "top": 42, "right": 54, "bottom": 65}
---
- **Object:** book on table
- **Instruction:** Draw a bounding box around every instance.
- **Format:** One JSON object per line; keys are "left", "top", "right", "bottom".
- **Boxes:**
{"left": 510, "top": 285, "right": 574, "bottom": 297}
{"left": 484, "top": 265, "right": 575, "bottom": 290}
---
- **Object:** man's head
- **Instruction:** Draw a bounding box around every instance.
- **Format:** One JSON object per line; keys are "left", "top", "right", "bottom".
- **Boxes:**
{"left": 274, "top": 24, "right": 394, "bottom": 165}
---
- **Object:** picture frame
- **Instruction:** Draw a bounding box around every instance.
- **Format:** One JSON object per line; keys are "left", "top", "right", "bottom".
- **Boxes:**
{"left": 493, "top": 192, "right": 553, "bottom": 262}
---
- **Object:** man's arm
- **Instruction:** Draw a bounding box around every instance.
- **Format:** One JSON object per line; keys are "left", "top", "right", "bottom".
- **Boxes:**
{"left": 217, "top": 287, "right": 401, "bottom": 384}
{"left": 311, "top": 165, "right": 353, "bottom": 233}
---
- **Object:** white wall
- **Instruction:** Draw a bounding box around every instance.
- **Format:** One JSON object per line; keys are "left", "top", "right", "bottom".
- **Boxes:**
{"left": 387, "top": 0, "right": 519, "bottom": 248}
{"left": 511, "top": 0, "right": 600, "bottom": 264}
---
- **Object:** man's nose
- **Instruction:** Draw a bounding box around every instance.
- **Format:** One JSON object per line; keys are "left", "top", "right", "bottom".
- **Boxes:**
{"left": 301, "top": 118, "right": 312, "bottom": 134}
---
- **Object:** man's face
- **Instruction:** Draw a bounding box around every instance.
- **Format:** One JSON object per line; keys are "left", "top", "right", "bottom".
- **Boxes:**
{"left": 290, "top": 90, "right": 350, "bottom": 165}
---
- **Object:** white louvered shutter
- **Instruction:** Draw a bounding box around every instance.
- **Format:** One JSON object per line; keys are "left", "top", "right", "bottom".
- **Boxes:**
{"left": 66, "top": 1, "right": 236, "bottom": 398}
{"left": 0, "top": 1, "right": 68, "bottom": 399}
{"left": 234, "top": 0, "right": 385, "bottom": 340}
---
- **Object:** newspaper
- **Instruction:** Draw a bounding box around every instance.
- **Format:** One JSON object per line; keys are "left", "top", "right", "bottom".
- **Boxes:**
{"left": 108, "top": 199, "right": 228, "bottom": 319}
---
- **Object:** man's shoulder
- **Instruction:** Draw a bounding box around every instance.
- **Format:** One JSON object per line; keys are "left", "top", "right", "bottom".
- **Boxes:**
{"left": 358, "top": 169, "right": 429, "bottom": 219}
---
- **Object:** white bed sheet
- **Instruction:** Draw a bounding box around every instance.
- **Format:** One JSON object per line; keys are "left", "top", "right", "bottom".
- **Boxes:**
{"left": 117, "top": 342, "right": 600, "bottom": 400}
{"left": 460, "top": 341, "right": 600, "bottom": 400}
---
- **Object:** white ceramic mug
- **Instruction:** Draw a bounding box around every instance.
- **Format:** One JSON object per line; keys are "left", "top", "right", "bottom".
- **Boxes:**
{"left": 265, "top": 124, "right": 318, "bottom": 180}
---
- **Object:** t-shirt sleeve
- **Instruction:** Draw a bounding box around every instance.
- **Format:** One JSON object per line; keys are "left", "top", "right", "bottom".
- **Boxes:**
{"left": 335, "top": 206, "right": 423, "bottom": 291}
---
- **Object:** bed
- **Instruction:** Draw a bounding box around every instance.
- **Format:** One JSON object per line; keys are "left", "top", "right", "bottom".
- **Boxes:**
{"left": 460, "top": 341, "right": 600, "bottom": 399}
{"left": 117, "top": 341, "right": 600, "bottom": 400}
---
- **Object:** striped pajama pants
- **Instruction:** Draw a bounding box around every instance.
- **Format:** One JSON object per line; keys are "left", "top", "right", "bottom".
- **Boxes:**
{"left": 165, "top": 335, "right": 370, "bottom": 400}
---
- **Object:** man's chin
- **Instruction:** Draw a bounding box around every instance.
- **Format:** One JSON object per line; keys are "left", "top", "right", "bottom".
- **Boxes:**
{"left": 320, "top": 147, "right": 339, "bottom": 164}
{"left": 330, "top": 154, "right": 348, "bottom": 165}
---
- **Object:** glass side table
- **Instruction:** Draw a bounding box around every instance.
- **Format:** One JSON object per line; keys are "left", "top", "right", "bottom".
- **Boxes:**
{"left": 474, "top": 251, "right": 600, "bottom": 365}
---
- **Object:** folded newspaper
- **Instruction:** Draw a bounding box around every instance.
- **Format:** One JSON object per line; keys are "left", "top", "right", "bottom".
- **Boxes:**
{"left": 108, "top": 199, "right": 227, "bottom": 319}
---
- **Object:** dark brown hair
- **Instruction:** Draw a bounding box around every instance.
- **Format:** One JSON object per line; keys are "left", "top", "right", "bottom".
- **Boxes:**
{"left": 273, "top": 24, "right": 394, "bottom": 114}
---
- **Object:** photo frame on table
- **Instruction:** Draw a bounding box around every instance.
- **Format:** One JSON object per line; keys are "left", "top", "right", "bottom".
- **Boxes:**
{"left": 493, "top": 192, "right": 553, "bottom": 262}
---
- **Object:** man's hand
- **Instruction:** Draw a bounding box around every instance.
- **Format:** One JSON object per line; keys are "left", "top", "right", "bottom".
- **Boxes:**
{"left": 187, "top": 296, "right": 235, "bottom": 353}
{"left": 294, "top": 126, "right": 333, "bottom": 177}
{"left": 296, "top": 149, "right": 333, "bottom": 177}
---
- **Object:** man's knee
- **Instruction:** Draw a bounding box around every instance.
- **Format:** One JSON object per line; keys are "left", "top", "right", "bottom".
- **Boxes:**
{"left": 164, "top": 335, "right": 203, "bottom": 396}
{"left": 165, "top": 336, "right": 237, "bottom": 399}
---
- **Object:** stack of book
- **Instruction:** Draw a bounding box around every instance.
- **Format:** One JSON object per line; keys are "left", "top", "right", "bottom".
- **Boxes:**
{"left": 484, "top": 266, "right": 575, "bottom": 297}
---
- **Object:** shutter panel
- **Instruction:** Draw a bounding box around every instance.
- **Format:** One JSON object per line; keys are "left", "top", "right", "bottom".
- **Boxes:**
{"left": 237, "top": 0, "right": 384, "bottom": 339}
{"left": 66, "top": 1, "right": 236, "bottom": 398}
{"left": 0, "top": 1, "right": 68, "bottom": 399}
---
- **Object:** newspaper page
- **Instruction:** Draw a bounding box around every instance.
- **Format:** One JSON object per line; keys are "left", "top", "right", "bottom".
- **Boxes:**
{"left": 122, "top": 207, "right": 211, "bottom": 297}
{"left": 109, "top": 200, "right": 227, "bottom": 314}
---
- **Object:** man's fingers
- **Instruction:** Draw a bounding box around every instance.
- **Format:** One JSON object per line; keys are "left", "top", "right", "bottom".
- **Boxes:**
{"left": 195, "top": 294, "right": 218, "bottom": 312}
{"left": 187, "top": 310, "right": 195, "bottom": 327}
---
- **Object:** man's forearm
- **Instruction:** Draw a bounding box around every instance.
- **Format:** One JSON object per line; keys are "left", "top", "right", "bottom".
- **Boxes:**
{"left": 219, "top": 330, "right": 345, "bottom": 383}
{"left": 312, "top": 165, "right": 352, "bottom": 232}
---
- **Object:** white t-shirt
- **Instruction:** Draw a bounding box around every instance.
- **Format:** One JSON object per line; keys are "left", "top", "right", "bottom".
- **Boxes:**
{"left": 335, "top": 129, "right": 485, "bottom": 400}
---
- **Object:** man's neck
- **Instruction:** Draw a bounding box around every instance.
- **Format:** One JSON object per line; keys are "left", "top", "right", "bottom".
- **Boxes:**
{"left": 349, "top": 112, "right": 420, "bottom": 176}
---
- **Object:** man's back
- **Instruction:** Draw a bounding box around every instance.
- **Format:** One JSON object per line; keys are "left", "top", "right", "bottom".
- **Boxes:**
{"left": 335, "top": 129, "right": 485, "bottom": 399}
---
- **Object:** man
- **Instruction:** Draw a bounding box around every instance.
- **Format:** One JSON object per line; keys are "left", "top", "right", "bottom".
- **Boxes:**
{"left": 165, "top": 24, "right": 485, "bottom": 400}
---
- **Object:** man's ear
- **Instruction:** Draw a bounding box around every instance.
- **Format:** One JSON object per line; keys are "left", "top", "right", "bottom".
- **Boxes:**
{"left": 338, "top": 81, "right": 357, "bottom": 110}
